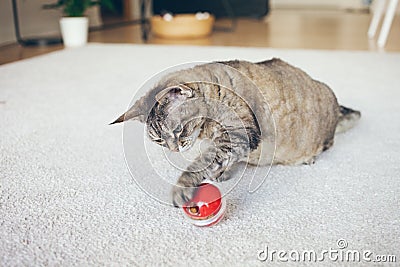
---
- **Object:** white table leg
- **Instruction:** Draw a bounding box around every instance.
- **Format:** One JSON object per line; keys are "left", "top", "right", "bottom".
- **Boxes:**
{"left": 377, "top": 0, "right": 399, "bottom": 47}
{"left": 368, "top": 0, "right": 387, "bottom": 38}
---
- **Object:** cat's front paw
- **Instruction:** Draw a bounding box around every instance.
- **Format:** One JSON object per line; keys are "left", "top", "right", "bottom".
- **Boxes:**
{"left": 171, "top": 184, "right": 197, "bottom": 208}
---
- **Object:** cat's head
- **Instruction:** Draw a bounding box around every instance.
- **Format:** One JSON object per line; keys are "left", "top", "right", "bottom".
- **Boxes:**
{"left": 112, "top": 83, "right": 206, "bottom": 152}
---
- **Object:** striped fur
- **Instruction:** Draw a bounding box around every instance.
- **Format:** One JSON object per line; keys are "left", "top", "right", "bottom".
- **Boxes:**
{"left": 113, "top": 59, "right": 360, "bottom": 206}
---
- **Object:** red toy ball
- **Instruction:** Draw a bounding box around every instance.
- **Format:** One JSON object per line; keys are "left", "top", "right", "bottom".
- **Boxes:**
{"left": 182, "top": 182, "right": 226, "bottom": 227}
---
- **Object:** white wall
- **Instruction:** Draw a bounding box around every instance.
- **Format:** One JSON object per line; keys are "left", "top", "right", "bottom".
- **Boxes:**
{"left": 0, "top": 1, "right": 102, "bottom": 46}
{"left": 0, "top": 1, "right": 16, "bottom": 45}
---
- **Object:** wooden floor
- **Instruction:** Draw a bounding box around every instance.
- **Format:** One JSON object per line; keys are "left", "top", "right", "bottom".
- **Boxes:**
{"left": 1, "top": 9, "right": 400, "bottom": 65}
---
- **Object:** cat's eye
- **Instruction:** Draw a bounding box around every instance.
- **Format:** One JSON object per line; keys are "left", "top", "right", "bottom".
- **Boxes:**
{"left": 180, "top": 139, "right": 190, "bottom": 147}
{"left": 173, "top": 125, "right": 183, "bottom": 134}
{"left": 154, "top": 138, "right": 165, "bottom": 145}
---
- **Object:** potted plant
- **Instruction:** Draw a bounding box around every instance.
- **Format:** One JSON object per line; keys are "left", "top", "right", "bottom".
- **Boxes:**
{"left": 44, "top": 0, "right": 115, "bottom": 48}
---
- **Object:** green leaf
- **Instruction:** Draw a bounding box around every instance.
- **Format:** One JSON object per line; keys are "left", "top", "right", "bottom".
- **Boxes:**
{"left": 100, "top": 0, "right": 116, "bottom": 12}
{"left": 42, "top": 0, "right": 66, "bottom": 9}
{"left": 43, "top": 0, "right": 115, "bottom": 17}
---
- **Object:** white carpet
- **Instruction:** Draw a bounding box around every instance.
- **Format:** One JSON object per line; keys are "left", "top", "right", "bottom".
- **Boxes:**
{"left": 0, "top": 44, "right": 399, "bottom": 266}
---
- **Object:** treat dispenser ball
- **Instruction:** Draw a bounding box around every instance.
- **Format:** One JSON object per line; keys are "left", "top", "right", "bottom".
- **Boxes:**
{"left": 182, "top": 182, "right": 226, "bottom": 227}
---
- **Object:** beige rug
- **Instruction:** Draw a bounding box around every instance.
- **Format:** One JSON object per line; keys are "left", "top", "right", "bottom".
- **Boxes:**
{"left": 0, "top": 44, "right": 399, "bottom": 266}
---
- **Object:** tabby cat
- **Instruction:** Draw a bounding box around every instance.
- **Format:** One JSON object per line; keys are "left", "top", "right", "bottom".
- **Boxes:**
{"left": 112, "top": 59, "right": 361, "bottom": 207}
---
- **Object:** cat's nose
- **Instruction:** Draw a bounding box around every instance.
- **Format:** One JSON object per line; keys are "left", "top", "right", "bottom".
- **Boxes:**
{"left": 170, "top": 147, "right": 179, "bottom": 152}
{"left": 167, "top": 140, "right": 179, "bottom": 152}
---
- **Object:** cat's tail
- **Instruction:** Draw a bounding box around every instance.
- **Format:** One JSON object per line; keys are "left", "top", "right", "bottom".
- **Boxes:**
{"left": 335, "top": 105, "right": 361, "bottom": 134}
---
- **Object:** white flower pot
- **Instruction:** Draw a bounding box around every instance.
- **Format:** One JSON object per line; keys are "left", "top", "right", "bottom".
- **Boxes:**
{"left": 59, "top": 17, "right": 89, "bottom": 48}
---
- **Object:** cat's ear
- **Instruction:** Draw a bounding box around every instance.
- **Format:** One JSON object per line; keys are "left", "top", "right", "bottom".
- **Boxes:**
{"left": 110, "top": 96, "right": 148, "bottom": 124}
{"left": 155, "top": 85, "right": 193, "bottom": 103}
